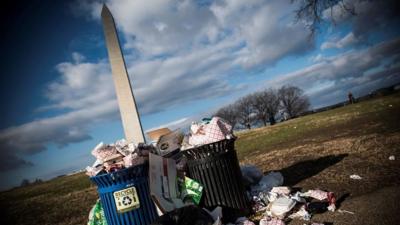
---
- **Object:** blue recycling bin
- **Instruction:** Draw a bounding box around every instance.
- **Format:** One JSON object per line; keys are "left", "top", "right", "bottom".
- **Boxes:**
{"left": 90, "top": 163, "right": 157, "bottom": 225}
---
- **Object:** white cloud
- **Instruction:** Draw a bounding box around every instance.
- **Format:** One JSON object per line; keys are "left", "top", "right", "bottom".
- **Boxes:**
{"left": 309, "top": 54, "right": 326, "bottom": 63}
{"left": 266, "top": 37, "right": 400, "bottom": 108}
{"left": 0, "top": 99, "right": 118, "bottom": 159}
{"left": 40, "top": 59, "right": 114, "bottom": 111}
{"left": 146, "top": 117, "right": 189, "bottom": 133}
{"left": 321, "top": 32, "right": 358, "bottom": 50}
{"left": 75, "top": 0, "right": 312, "bottom": 67}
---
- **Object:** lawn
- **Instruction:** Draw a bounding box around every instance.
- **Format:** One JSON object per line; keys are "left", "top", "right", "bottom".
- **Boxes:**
{"left": 1, "top": 92, "right": 399, "bottom": 225}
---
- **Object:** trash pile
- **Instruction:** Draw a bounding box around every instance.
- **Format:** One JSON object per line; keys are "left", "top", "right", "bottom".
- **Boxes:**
{"left": 85, "top": 139, "right": 156, "bottom": 176}
{"left": 241, "top": 165, "right": 337, "bottom": 225}
{"left": 86, "top": 116, "right": 339, "bottom": 225}
{"left": 181, "top": 117, "right": 235, "bottom": 150}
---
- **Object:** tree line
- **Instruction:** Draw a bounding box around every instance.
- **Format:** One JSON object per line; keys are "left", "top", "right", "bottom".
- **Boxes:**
{"left": 214, "top": 85, "right": 310, "bottom": 129}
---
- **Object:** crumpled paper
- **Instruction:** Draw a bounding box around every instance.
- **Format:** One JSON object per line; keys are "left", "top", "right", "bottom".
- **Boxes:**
{"left": 184, "top": 117, "right": 234, "bottom": 148}
{"left": 259, "top": 216, "right": 285, "bottom": 225}
{"left": 86, "top": 139, "right": 154, "bottom": 176}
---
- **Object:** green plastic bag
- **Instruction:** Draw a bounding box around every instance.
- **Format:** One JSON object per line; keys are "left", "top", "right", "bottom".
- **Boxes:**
{"left": 181, "top": 176, "right": 203, "bottom": 205}
{"left": 88, "top": 200, "right": 108, "bottom": 225}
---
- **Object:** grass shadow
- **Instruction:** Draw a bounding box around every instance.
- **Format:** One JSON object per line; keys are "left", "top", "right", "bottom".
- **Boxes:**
{"left": 277, "top": 154, "right": 348, "bottom": 186}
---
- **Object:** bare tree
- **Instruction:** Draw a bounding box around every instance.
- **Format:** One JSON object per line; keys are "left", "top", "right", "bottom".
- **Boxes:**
{"left": 263, "top": 89, "right": 280, "bottom": 125}
{"left": 292, "top": 0, "right": 355, "bottom": 37}
{"left": 278, "top": 86, "right": 310, "bottom": 118}
{"left": 235, "top": 95, "right": 255, "bottom": 129}
{"left": 20, "top": 179, "right": 30, "bottom": 187}
{"left": 251, "top": 92, "right": 269, "bottom": 126}
{"left": 214, "top": 104, "right": 238, "bottom": 129}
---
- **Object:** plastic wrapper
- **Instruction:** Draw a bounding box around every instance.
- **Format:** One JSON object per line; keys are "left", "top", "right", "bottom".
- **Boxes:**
{"left": 290, "top": 192, "right": 306, "bottom": 203}
{"left": 300, "top": 189, "right": 328, "bottom": 201}
{"left": 288, "top": 205, "right": 311, "bottom": 221}
{"left": 269, "top": 197, "right": 296, "bottom": 219}
{"left": 241, "top": 165, "right": 263, "bottom": 186}
{"left": 259, "top": 216, "right": 285, "bottom": 225}
{"left": 251, "top": 172, "right": 284, "bottom": 194}
{"left": 300, "top": 189, "right": 336, "bottom": 212}
{"left": 87, "top": 200, "right": 108, "bottom": 225}
{"left": 270, "top": 186, "right": 291, "bottom": 195}
{"left": 180, "top": 176, "right": 204, "bottom": 205}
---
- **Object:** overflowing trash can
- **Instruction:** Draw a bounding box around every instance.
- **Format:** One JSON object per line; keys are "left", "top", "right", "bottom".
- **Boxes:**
{"left": 90, "top": 163, "right": 157, "bottom": 225}
{"left": 183, "top": 138, "right": 250, "bottom": 216}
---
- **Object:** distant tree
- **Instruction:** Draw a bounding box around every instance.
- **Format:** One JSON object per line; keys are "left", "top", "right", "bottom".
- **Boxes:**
{"left": 251, "top": 92, "right": 270, "bottom": 126}
{"left": 278, "top": 85, "right": 310, "bottom": 118}
{"left": 251, "top": 89, "right": 280, "bottom": 126}
{"left": 263, "top": 89, "right": 280, "bottom": 125}
{"left": 20, "top": 179, "right": 30, "bottom": 187}
{"left": 214, "top": 104, "right": 238, "bottom": 129}
{"left": 235, "top": 95, "right": 255, "bottom": 129}
{"left": 33, "top": 178, "right": 43, "bottom": 184}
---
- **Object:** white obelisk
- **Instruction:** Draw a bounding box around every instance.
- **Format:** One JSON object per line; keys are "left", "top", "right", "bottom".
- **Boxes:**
{"left": 101, "top": 4, "right": 145, "bottom": 144}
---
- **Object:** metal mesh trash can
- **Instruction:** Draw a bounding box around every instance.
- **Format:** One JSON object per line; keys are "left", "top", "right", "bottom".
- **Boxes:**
{"left": 90, "top": 163, "right": 157, "bottom": 225}
{"left": 183, "top": 139, "right": 250, "bottom": 216}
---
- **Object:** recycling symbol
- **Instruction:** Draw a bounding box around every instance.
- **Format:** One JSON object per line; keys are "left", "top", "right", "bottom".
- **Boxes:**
{"left": 122, "top": 196, "right": 132, "bottom": 206}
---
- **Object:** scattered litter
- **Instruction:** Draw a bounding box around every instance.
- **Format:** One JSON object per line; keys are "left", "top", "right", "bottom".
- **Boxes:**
{"left": 271, "top": 186, "right": 291, "bottom": 195}
{"left": 251, "top": 171, "right": 284, "bottom": 194}
{"left": 259, "top": 216, "right": 285, "bottom": 225}
{"left": 338, "top": 209, "right": 355, "bottom": 215}
{"left": 389, "top": 155, "right": 395, "bottom": 160}
{"left": 241, "top": 165, "right": 263, "bottom": 186}
{"left": 87, "top": 200, "right": 108, "bottom": 225}
{"left": 300, "top": 189, "right": 328, "bottom": 201}
{"left": 300, "top": 189, "right": 336, "bottom": 211}
{"left": 288, "top": 205, "right": 311, "bottom": 221}
{"left": 291, "top": 192, "right": 306, "bottom": 203}
{"left": 269, "top": 197, "right": 296, "bottom": 218}
{"left": 349, "top": 174, "right": 362, "bottom": 180}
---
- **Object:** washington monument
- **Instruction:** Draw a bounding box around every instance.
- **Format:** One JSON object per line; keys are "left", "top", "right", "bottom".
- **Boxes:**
{"left": 101, "top": 4, "right": 145, "bottom": 144}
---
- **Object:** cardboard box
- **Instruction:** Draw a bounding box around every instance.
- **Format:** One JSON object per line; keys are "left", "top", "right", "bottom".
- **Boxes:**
{"left": 146, "top": 128, "right": 172, "bottom": 142}
{"left": 149, "top": 153, "right": 184, "bottom": 213}
{"left": 156, "top": 130, "right": 183, "bottom": 156}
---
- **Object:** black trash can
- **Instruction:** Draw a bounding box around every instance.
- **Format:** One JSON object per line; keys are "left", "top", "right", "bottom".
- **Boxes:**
{"left": 183, "top": 139, "right": 250, "bottom": 217}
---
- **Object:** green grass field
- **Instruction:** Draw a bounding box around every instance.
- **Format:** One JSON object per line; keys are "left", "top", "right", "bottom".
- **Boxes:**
{"left": 1, "top": 92, "right": 399, "bottom": 225}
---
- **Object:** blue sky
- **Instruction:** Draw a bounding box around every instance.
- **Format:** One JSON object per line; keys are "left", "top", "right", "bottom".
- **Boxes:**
{"left": 0, "top": 0, "right": 399, "bottom": 190}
